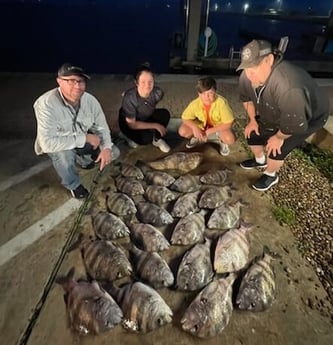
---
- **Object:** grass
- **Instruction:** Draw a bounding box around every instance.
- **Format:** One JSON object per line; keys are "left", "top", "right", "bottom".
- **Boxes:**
{"left": 272, "top": 204, "right": 296, "bottom": 226}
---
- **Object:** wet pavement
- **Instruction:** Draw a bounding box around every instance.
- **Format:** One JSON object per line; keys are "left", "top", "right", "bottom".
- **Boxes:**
{"left": 0, "top": 74, "right": 333, "bottom": 345}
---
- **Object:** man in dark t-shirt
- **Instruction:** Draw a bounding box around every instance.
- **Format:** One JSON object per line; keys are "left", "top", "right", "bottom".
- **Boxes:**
{"left": 237, "top": 39, "right": 329, "bottom": 191}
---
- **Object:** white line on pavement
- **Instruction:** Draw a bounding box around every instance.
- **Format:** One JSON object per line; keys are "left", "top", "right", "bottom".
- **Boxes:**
{"left": 0, "top": 198, "right": 82, "bottom": 267}
{"left": 0, "top": 160, "right": 52, "bottom": 192}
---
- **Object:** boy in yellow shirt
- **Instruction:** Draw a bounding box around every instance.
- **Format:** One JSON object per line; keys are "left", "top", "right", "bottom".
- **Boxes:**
{"left": 178, "top": 76, "right": 235, "bottom": 155}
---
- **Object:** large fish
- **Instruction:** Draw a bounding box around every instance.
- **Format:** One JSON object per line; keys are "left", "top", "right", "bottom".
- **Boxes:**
{"left": 176, "top": 239, "right": 214, "bottom": 291}
{"left": 213, "top": 222, "right": 252, "bottom": 274}
{"left": 171, "top": 210, "right": 206, "bottom": 245}
{"left": 130, "top": 223, "right": 170, "bottom": 252}
{"left": 236, "top": 248, "right": 277, "bottom": 311}
{"left": 71, "top": 234, "right": 132, "bottom": 281}
{"left": 129, "top": 244, "right": 174, "bottom": 289}
{"left": 115, "top": 176, "right": 145, "bottom": 196}
{"left": 199, "top": 168, "right": 230, "bottom": 185}
{"left": 56, "top": 267, "right": 123, "bottom": 335}
{"left": 145, "top": 171, "right": 176, "bottom": 187}
{"left": 198, "top": 185, "right": 233, "bottom": 209}
{"left": 207, "top": 199, "right": 245, "bottom": 229}
{"left": 180, "top": 274, "right": 235, "bottom": 338}
{"left": 171, "top": 191, "right": 201, "bottom": 218}
{"left": 170, "top": 174, "right": 201, "bottom": 193}
{"left": 145, "top": 185, "right": 177, "bottom": 205}
{"left": 106, "top": 192, "right": 137, "bottom": 216}
{"left": 120, "top": 162, "right": 144, "bottom": 180}
{"left": 147, "top": 152, "right": 204, "bottom": 173}
{"left": 107, "top": 281, "right": 173, "bottom": 333}
{"left": 137, "top": 201, "right": 174, "bottom": 227}
{"left": 89, "top": 208, "right": 130, "bottom": 240}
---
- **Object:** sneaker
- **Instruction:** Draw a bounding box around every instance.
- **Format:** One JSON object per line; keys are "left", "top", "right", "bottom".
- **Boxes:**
{"left": 252, "top": 174, "right": 279, "bottom": 192}
{"left": 152, "top": 138, "right": 170, "bottom": 153}
{"left": 70, "top": 184, "right": 89, "bottom": 199}
{"left": 118, "top": 132, "right": 138, "bottom": 148}
{"left": 219, "top": 142, "right": 230, "bottom": 156}
{"left": 186, "top": 137, "right": 199, "bottom": 149}
{"left": 240, "top": 158, "right": 267, "bottom": 169}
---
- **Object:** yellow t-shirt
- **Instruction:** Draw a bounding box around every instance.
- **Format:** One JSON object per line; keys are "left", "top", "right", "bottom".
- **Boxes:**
{"left": 181, "top": 95, "right": 234, "bottom": 130}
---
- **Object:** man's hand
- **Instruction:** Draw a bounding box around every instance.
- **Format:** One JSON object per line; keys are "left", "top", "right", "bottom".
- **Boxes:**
{"left": 155, "top": 124, "right": 167, "bottom": 137}
{"left": 95, "top": 148, "right": 112, "bottom": 171}
{"left": 86, "top": 134, "right": 101, "bottom": 149}
{"left": 266, "top": 135, "right": 283, "bottom": 157}
{"left": 244, "top": 120, "right": 259, "bottom": 139}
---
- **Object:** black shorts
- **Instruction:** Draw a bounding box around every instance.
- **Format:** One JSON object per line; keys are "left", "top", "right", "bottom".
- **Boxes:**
{"left": 246, "top": 125, "right": 310, "bottom": 160}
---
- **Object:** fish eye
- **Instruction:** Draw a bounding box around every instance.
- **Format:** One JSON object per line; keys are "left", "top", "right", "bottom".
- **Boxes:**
{"left": 251, "top": 302, "right": 256, "bottom": 308}
{"left": 157, "top": 318, "right": 163, "bottom": 325}
{"left": 200, "top": 297, "right": 207, "bottom": 304}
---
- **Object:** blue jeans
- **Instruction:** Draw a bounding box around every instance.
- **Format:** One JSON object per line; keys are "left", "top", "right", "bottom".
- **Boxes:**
{"left": 48, "top": 143, "right": 120, "bottom": 190}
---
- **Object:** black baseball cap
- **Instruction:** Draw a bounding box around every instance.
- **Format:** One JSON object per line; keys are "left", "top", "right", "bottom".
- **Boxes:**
{"left": 57, "top": 63, "right": 90, "bottom": 79}
{"left": 236, "top": 40, "right": 272, "bottom": 71}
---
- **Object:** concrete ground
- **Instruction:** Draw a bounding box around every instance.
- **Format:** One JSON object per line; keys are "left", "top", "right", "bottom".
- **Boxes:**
{"left": 0, "top": 74, "right": 332, "bottom": 345}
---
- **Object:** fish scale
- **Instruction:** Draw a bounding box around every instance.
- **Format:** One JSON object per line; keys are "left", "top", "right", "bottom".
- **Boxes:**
{"left": 106, "top": 192, "right": 137, "bottom": 216}
{"left": 198, "top": 185, "right": 233, "bottom": 209}
{"left": 170, "top": 174, "right": 201, "bottom": 193}
{"left": 120, "top": 163, "right": 144, "bottom": 180}
{"left": 145, "top": 171, "right": 175, "bottom": 186}
{"left": 115, "top": 176, "right": 145, "bottom": 196}
{"left": 137, "top": 201, "right": 174, "bottom": 227}
{"left": 145, "top": 185, "right": 177, "bottom": 205}
{"left": 171, "top": 191, "right": 201, "bottom": 218}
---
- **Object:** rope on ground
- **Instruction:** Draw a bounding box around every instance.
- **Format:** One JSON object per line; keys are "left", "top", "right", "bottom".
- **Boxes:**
{"left": 17, "top": 168, "right": 103, "bottom": 345}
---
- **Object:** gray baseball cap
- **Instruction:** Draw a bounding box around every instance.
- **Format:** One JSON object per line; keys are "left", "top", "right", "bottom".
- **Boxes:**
{"left": 57, "top": 63, "right": 90, "bottom": 79}
{"left": 236, "top": 40, "right": 272, "bottom": 71}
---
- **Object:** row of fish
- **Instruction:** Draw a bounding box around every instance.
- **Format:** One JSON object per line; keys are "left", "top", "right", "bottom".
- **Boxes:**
{"left": 56, "top": 151, "right": 277, "bottom": 338}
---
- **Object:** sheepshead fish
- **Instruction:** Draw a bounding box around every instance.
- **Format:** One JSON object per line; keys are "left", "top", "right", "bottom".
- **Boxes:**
{"left": 120, "top": 162, "right": 144, "bottom": 180}
{"left": 171, "top": 191, "right": 201, "bottom": 218}
{"left": 145, "top": 185, "right": 177, "bottom": 205}
{"left": 207, "top": 199, "right": 246, "bottom": 229}
{"left": 90, "top": 209, "right": 130, "bottom": 240}
{"left": 130, "top": 223, "right": 170, "bottom": 252}
{"left": 171, "top": 210, "right": 206, "bottom": 245}
{"left": 213, "top": 222, "right": 252, "bottom": 274}
{"left": 180, "top": 274, "right": 235, "bottom": 338}
{"left": 199, "top": 168, "right": 230, "bottom": 185}
{"left": 107, "top": 281, "right": 173, "bottom": 333}
{"left": 236, "top": 248, "right": 276, "bottom": 311}
{"left": 147, "top": 152, "right": 204, "bottom": 173}
{"left": 198, "top": 185, "right": 233, "bottom": 209}
{"left": 170, "top": 174, "right": 201, "bottom": 193}
{"left": 56, "top": 267, "right": 123, "bottom": 335}
{"left": 129, "top": 244, "right": 174, "bottom": 289}
{"left": 106, "top": 192, "right": 137, "bottom": 216}
{"left": 145, "top": 171, "right": 175, "bottom": 187}
{"left": 115, "top": 176, "right": 145, "bottom": 196}
{"left": 137, "top": 201, "right": 174, "bottom": 227}
{"left": 72, "top": 234, "right": 132, "bottom": 281}
{"left": 176, "top": 239, "right": 214, "bottom": 291}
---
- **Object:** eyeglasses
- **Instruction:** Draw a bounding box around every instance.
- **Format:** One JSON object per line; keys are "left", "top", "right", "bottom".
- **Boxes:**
{"left": 60, "top": 78, "right": 86, "bottom": 86}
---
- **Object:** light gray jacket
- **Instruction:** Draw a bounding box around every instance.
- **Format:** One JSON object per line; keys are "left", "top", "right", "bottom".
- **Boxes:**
{"left": 33, "top": 88, "right": 113, "bottom": 155}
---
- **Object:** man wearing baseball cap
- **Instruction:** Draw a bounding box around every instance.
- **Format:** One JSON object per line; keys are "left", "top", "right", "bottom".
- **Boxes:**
{"left": 237, "top": 39, "right": 329, "bottom": 191}
{"left": 33, "top": 62, "right": 120, "bottom": 199}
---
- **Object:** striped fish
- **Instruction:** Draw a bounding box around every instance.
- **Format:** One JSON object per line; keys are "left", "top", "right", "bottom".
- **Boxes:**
{"left": 207, "top": 199, "right": 246, "bottom": 229}
{"left": 176, "top": 239, "right": 214, "bottom": 291}
{"left": 115, "top": 176, "right": 145, "bottom": 196}
{"left": 236, "top": 248, "right": 276, "bottom": 311}
{"left": 107, "top": 281, "right": 173, "bottom": 333}
{"left": 56, "top": 267, "right": 123, "bottom": 335}
{"left": 198, "top": 185, "right": 233, "bottom": 209}
{"left": 129, "top": 244, "right": 174, "bottom": 289}
{"left": 74, "top": 235, "right": 132, "bottom": 281}
{"left": 171, "top": 210, "right": 206, "bottom": 245}
{"left": 170, "top": 174, "right": 201, "bottom": 193}
{"left": 90, "top": 209, "right": 130, "bottom": 240}
{"left": 213, "top": 222, "right": 252, "bottom": 274}
{"left": 200, "top": 168, "right": 230, "bottom": 185}
{"left": 130, "top": 223, "right": 170, "bottom": 252}
{"left": 137, "top": 201, "right": 174, "bottom": 227}
{"left": 106, "top": 192, "right": 137, "bottom": 216}
{"left": 120, "top": 162, "right": 144, "bottom": 180}
{"left": 145, "top": 171, "right": 175, "bottom": 187}
{"left": 181, "top": 274, "right": 236, "bottom": 338}
{"left": 147, "top": 152, "right": 204, "bottom": 173}
{"left": 145, "top": 185, "right": 177, "bottom": 205}
{"left": 171, "top": 191, "right": 201, "bottom": 218}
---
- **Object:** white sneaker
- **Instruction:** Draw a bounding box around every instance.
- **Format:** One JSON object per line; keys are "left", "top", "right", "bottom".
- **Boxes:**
{"left": 219, "top": 142, "right": 230, "bottom": 156}
{"left": 152, "top": 138, "right": 170, "bottom": 153}
{"left": 185, "top": 137, "right": 199, "bottom": 149}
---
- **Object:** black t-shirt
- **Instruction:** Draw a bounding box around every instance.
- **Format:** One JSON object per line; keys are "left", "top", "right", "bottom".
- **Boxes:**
{"left": 119, "top": 86, "right": 164, "bottom": 121}
{"left": 239, "top": 60, "right": 329, "bottom": 135}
